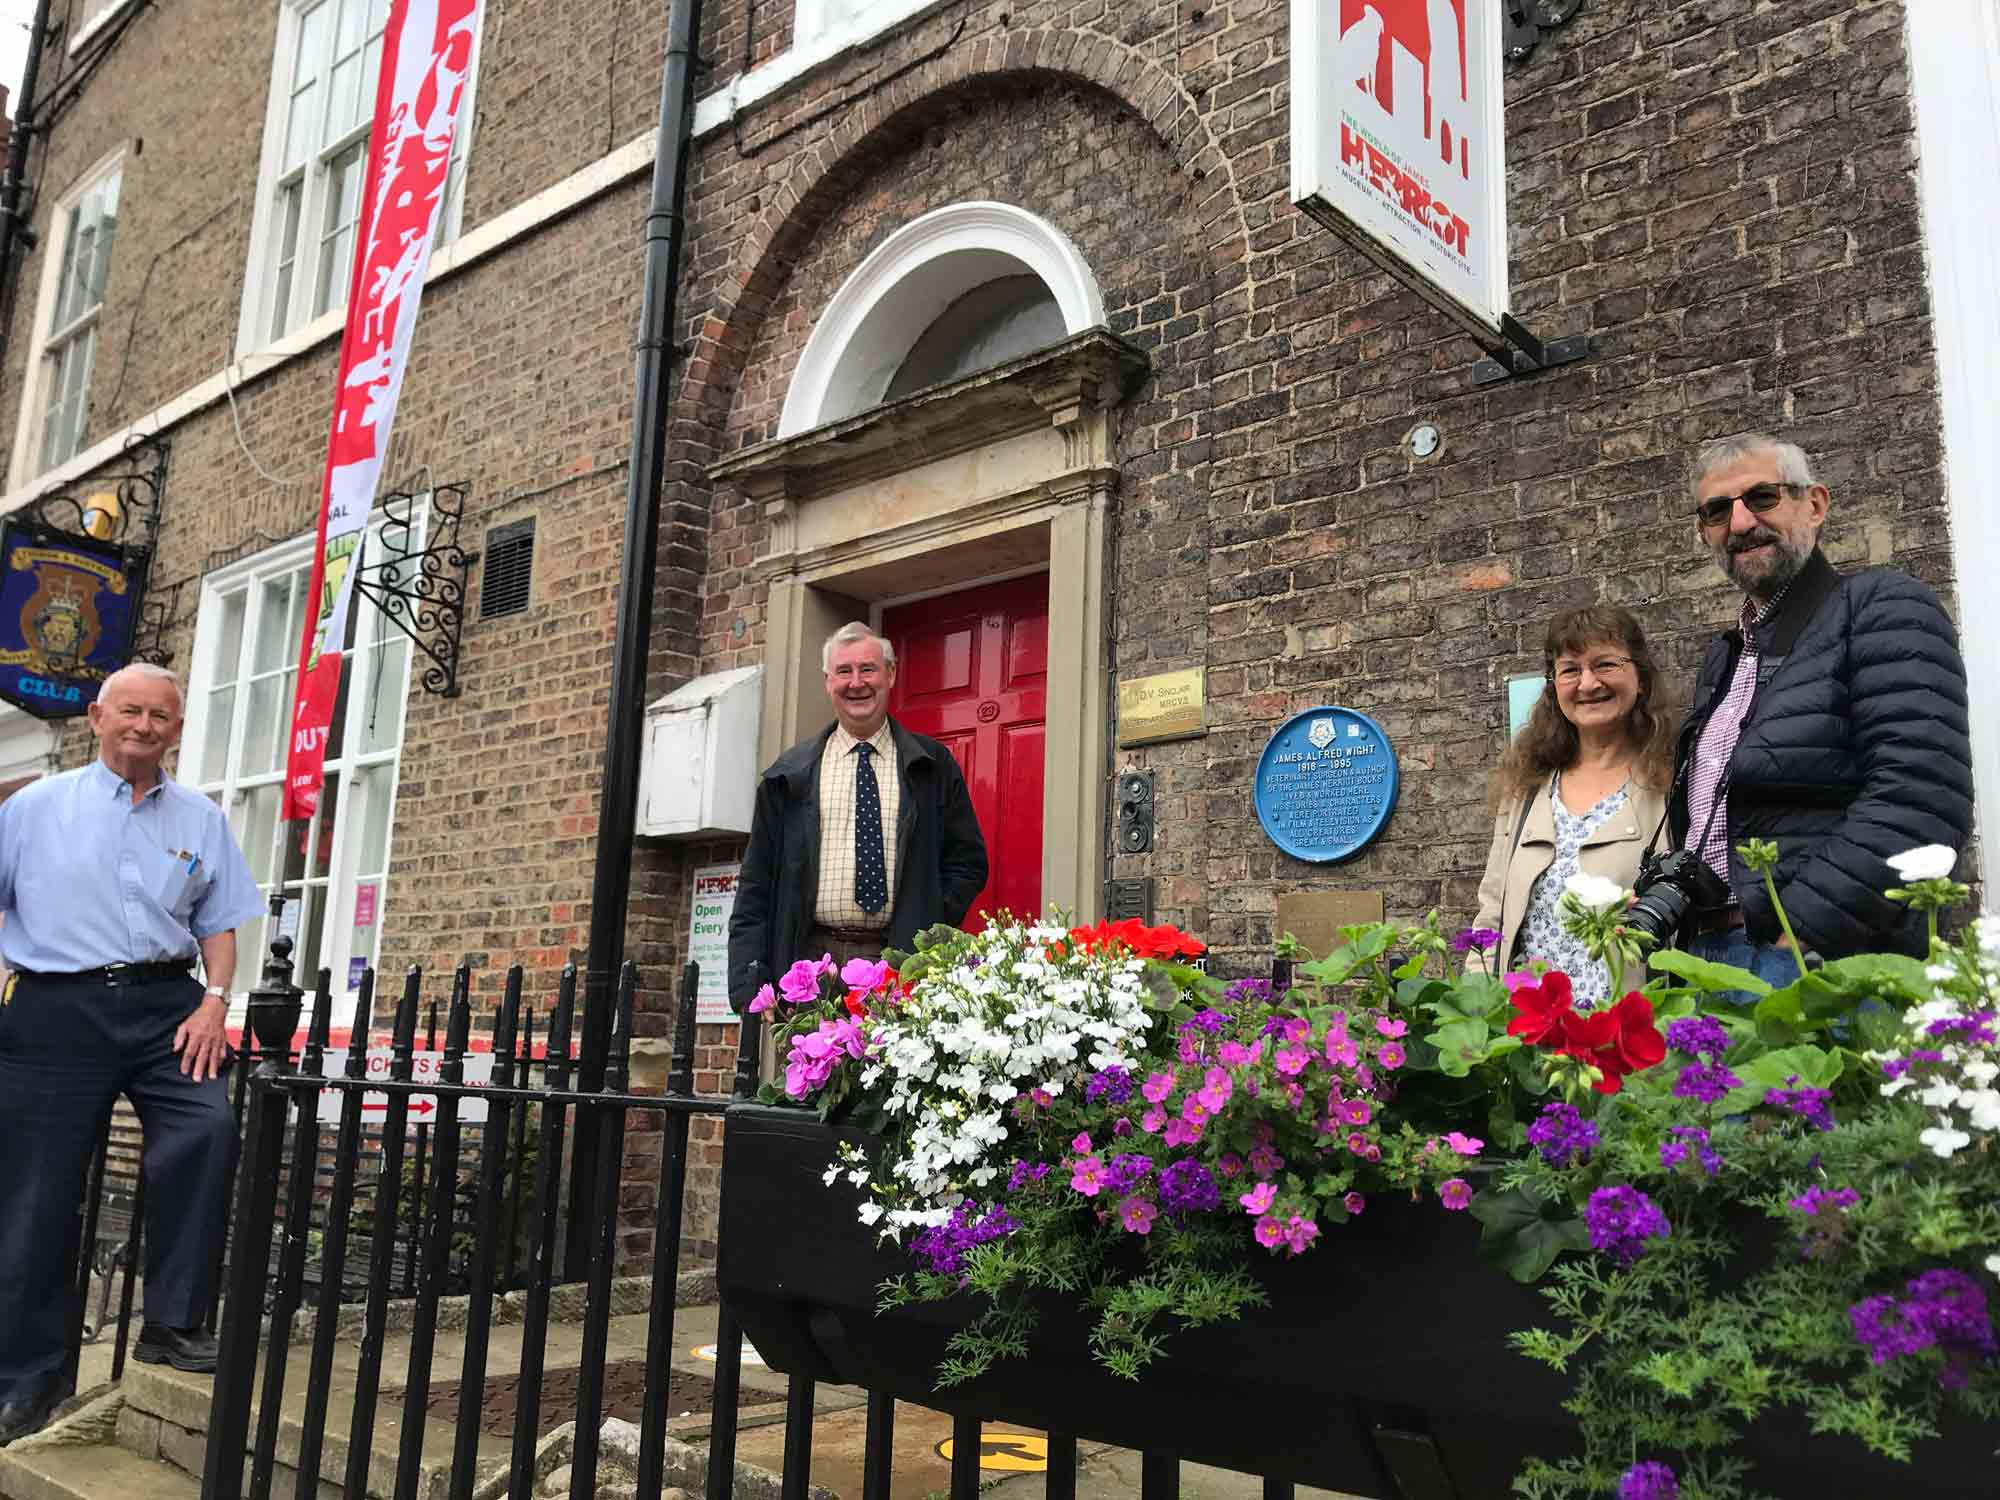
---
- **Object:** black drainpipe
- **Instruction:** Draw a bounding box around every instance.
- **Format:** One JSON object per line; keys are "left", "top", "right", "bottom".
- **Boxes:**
{"left": 564, "top": 0, "right": 710, "bottom": 1274}
{"left": 0, "top": 0, "right": 54, "bottom": 372}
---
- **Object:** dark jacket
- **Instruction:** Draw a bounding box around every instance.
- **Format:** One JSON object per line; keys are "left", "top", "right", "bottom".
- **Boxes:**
{"left": 1667, "top": 550, "right": 1973, "bottom": 959}
{"left": 726, "top": 717, "right": 988, "bottom": 1006}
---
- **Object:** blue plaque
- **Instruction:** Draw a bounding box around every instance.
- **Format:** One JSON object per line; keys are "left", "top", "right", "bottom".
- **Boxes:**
{"left": 1253, "top": 706, "right": 1399, "bottom": 863}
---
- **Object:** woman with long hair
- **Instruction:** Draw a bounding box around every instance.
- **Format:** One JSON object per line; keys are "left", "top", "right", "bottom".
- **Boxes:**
{"left": 1469, "top": 605, "right": 1676, "bottom": 1004}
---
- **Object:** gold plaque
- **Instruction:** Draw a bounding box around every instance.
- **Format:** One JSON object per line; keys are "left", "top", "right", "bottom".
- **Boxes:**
{"left": 1274, "top": 891, "right": 1387, "bottom": 964}
{"left": 1117, "top": 668, "right": 1206, "bottom": 746}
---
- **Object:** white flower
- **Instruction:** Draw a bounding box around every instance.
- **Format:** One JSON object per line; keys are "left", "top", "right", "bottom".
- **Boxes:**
{"left": 1977, "top": 916, "right": 2000, "bottom": 957}
{"left": 1563, "top": 872, "right": 1627, "bottom": 913}
{"left": 857, "top": 1201, "right": 884, "bottom": 1226}
{"left": 1886, "top": 844, "right": 1956, "bottom": 883}
{"left": 1987, "top": 1253, "right": 2000, "bottom": 1280}
{"left": 1920, "top": 1124, "right": 1972, "bottom": 1158}
{"left": 1966, "top": 1090, "right": 2000, "bottom": 1133}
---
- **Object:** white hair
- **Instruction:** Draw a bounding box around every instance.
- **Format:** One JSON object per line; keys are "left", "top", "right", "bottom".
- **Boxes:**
{"left": 1687, "top": 432, "right": 1819, "bottom": 499}
{"left": 101, "top": 661, "right": 185, "bottom": 711}
{"left": 821, "top": 622, "right": 896, "bottom": 673}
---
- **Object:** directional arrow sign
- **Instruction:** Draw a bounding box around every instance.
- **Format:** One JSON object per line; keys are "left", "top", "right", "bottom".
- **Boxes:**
{"left": 933, "top": 1433, "right": 1049, "bottom": 1472}
{"left": 316, "top": 1050, "right": 493, "bottom": 1125}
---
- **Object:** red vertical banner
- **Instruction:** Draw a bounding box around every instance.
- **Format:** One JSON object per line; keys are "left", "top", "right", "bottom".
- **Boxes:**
{"left": 284, "top": 0, "right": 480, "bottom": 821}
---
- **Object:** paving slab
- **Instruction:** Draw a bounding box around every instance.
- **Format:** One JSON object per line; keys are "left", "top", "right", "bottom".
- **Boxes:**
{"left": 0, "top": 1440, "right": 196, "bottom": 1500}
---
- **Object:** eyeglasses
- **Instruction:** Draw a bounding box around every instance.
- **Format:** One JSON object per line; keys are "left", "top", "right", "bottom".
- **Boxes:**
{"left": 1695, "top": 482, "right": 1792, "bottom": 529}
{"left": 1550, "top": 656, "right": 1634, "bottom": 686}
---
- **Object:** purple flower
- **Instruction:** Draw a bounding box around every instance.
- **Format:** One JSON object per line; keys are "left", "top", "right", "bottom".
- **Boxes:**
{"left": 1766, "top": 1075, "right": 1835, "bottom": 1132}
{"left": 1618, "top": 1462, "right": 1678, "bottom": 1500}
{"left": 1585, "top": 1186, "right": 1671, "bottom": 1268}
{"left": 1790, "top": 1185, "right": 1859, "bottom": 1217}
{"left": 1926, "top": 1010, "right": 1999, "bottom": 1044}
{"left": 1187, "top": 1008, "right": 1231, "bottom": 1034}
{"left": 909, "top": 1200, "right": 1017, "bottom": 1276}
{"left": 1850, "top": 1269, "right": 1997, "bottom": 1387}
{"left": 1450, "top": 926, "right": 1502, "bottom": 956}
{"left": 1659, "top": 1125, "right": 1720, "bottom": 1178}
{"left": 1526, "top": 1100, "right": 1599, "bottom": 1168}
{"left": 1663, "top": 1016, "right": 1731, "bottom": 1061}
{"left": 1247, "top": 1144, "right": 1283, "bottom": 1177}
{"left": 1222, "top": 976, "right": 1275, "bottom": 1006}
{"left": 1006, "top": 1160, "right": 1050, "bottom": 1192}
{"left": 1085, "top": 1067, "right": 1135, "bottom": 1104}
{"left": 1672, "top": 1060, "right": 1742, "bottom": 1106}
{"left": 1157, "top": 1159, "right": 1220, "bottom": 1217}
{"left": 1107, "top": 1153, "right": 1153, "bottom": 1192}
{"left": 1342, "top": 1191, "right": 1365, "bottom": 1216}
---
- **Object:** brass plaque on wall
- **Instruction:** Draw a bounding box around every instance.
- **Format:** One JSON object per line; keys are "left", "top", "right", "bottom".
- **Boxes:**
{"left": 1274, "top": 891, "right": 1387, "bottom": 964}
{"left": 1117, "top": 668, "right": 1206, "bottom": 746}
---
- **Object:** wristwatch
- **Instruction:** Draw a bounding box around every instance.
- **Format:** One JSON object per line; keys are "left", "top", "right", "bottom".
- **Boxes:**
{"left": 204, "top": 985, "right": 227, "bottom": 1000}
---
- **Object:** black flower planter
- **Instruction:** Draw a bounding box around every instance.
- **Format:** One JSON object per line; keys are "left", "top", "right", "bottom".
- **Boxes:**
{"left": 717, "top": 1104, "right": 1995, "bottom": 1499}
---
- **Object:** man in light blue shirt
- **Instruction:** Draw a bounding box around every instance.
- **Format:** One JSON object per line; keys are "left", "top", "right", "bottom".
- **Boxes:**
{"left": 0, "top": 664, "right": 263, "bottom": 1445}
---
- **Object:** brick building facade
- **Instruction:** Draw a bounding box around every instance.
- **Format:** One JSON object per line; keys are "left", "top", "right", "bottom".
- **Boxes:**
{"left": 0, "top": 0, "right": 1993, "bottom": 1261}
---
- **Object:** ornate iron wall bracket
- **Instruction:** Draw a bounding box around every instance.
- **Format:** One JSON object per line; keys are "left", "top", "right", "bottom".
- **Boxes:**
{"left": 1503, "top": 1, "right": 1583, "bottom": 64}
{"left": 353, "top": 483, "right": 476, "bottom": 697}
{"left": 24, "top": 432, "right": 169, "bottom": 552}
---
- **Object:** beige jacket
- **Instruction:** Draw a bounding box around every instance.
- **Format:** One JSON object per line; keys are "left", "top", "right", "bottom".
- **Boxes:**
{"left": 1470, "top": 778, "right": 1669, "bottom": 972}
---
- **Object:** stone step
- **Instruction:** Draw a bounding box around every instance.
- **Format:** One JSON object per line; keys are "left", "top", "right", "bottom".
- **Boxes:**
{"left": 0, "top": 1439, "right": 198, "bottom": 1500}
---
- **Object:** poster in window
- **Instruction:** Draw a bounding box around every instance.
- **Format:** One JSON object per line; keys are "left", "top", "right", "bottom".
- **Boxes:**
{"left": 690, "top": 864, "right": 740, "bottom": 1025}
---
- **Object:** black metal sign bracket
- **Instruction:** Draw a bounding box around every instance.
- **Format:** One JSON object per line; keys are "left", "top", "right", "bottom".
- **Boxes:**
{"left": 1469, "top": 314, "right": 1590, "bottom": 387}
{"left": 352, "top": 482, "right": 477, "bottom": 698}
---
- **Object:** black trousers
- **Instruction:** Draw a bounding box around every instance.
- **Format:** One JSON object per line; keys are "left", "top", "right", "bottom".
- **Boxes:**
{"left": 0, "top": 973, "right": 234, "bottom": 1402}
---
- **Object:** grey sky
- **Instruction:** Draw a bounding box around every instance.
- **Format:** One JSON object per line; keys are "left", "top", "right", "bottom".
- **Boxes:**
{"left": 0, "top": 1, "right": 38, "bottom": 122}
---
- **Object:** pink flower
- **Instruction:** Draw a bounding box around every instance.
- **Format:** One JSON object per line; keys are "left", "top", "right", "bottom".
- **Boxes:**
{"left": 1253, "top": 1215, "right": 1286, "bottom": 1248}
{"left": 1112, "top": 1117, "right": 1133, "bottom": 1137}
{"left": 1284, "top": 1215, "right": 1319, "bottom": 1255}
{"left": 1323, "top": 1028, "right": 1359, "bottom": 1068}
{"left": 1071, "top": 1156, "right": 1108, "bottom": 1196}
{"left": 1338, "top": 1098, "right": 1372, "bottom": 1126}
{"left": 1376, "top": 1041, "right": 1405, "bottom": 1070}
{"left": 1239, "top": 1181, "right": 1277, "bottom": 1215}
{"left": 1251, "top": 1122, "right": 1275, "bottom": 1147}
{"left": 1247, "top": 1144, "right": 1283, "bottom": 1177}
{"left": 1503, "top": 970, "right": 1538, "bottom": 993}
{"left": 839, "top": 956, "right": 890, "bottom": 992}
{"left": 1117, "top": 1196, "right": 1158, "bottom": 1235}
{"left": 1342, "top": 1191, "right": 1366, "bottom": 1216}
{"left": 1071, "top": 1132, "right": 1094, "bottom": 1155}
{"left": 779, "top": 955, "right": 834, "bottom": 1005}
{"left": 1360, "top": 1143, "right": 1381, "bottom": 1161}
{"left": 1197, "top": 1067, "right": 1233, "bottom": 1111}
{"left": 1445, "top": 1132, "right": 1484, "bottom": 1157}
{"left": 1218, "top": 1040, "right": 1253, "bottom": 1067}
{"left": 1180, "top": 1095, "right": 1212, "bottom": 1126}
{"left": 747, "top": 984, "right": 777, "bottom": 1015}
{"left": 1141, "top": 1106, "right": 1167, "bottom": 1133}
{"left": 1030, "top": 1088, "right": 1054, "bottom": 1108}
{"left": 1142, "top": 1071, "right": 1176, "bottom": 1104}
{"left": 1276, "top": 1044, "right": 1311, "bottom": 1076}
{"left": 1347, "top": 1132, "right": 1369, "bottom": 1155}
{"left": 1217, "top": 1152, "right": 1245, "bottom": 1178}
{"left": 1438, "top": 1177, "right": 1473, "bottom": 1211}
{"left": 1375, "top": 1016, "right": 1407, "bottom": 1038}
{"left": 1178, "top": 1035, "right": 1202, "bottom": 1064}
{"left": 1164, "top": 1116, "right": 1204, "bottom": 1148}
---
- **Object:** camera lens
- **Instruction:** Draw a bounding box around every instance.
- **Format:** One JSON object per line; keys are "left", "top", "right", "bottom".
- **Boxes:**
{"left": 1624, "top": 879, "right": 1692, "bottom": 949}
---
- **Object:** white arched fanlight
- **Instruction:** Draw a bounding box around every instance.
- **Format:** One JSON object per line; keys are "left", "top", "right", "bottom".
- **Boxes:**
{"left": 777, "top": 201, "right": 1105, "bottom": 437}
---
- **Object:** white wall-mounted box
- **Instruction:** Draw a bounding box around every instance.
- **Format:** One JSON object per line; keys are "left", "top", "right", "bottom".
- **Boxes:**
{"left": 637, "top": 666, "right": 764, "bottom": 840}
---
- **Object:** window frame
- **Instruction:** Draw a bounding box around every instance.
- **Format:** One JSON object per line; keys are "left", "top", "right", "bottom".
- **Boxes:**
{"left": 6, "top": 148, "right": 126, "bottom": 492}
{"left": 180, "top": 509, "right": 423, "bottom": 1025}
{"left": 68, "top": 0, "right": 145, "bottom": 55}
{"left": 235, "top": 0, "right": 485, "bottom": 359}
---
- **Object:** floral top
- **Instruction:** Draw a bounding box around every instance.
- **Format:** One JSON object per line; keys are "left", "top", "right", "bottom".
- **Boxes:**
{"left": 1520, "top": 774, "right": 1631, "bottom": 1009}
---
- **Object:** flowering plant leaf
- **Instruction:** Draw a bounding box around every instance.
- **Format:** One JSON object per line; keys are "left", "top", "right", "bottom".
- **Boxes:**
{"left": 1469, "top": 1182, "right": 1589, "bottom": 1283}
{"left": 1647, "top": 949, "right": 1773, "bottom": 997}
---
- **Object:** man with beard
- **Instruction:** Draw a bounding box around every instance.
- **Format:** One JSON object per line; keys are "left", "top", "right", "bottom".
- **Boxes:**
{"left": 1663, "top": 434, "right": 1972, "bottom": 971}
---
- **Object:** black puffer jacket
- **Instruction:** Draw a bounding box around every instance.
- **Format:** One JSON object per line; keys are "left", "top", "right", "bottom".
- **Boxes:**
{"left": 1667, "top": 550, "right": 1973, "bottom": 959}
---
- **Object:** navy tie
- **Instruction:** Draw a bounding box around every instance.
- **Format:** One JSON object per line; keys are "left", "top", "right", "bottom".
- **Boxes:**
{"left": 854, "top": 742, "right": 887, "bottom": 914}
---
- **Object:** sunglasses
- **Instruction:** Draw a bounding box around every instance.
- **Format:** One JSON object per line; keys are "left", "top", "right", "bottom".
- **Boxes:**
{"left": 1695, "top": 482, "right": 1791, "bottom": 529}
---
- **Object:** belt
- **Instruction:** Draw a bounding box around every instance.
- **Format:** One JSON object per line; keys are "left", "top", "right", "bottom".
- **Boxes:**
{"left": 810, "top": 924, "right": 888, "bottom": 942}
{"left": 1690, "top": 907, "right": 1746, "bottom": 935}
{"left": 18, "top": 959, "right": 196, "bottom": 987}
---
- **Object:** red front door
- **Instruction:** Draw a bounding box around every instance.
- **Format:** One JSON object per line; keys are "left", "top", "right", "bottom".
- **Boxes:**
{"left": 883, "top": 574, "right": 1048, "bottom": 930}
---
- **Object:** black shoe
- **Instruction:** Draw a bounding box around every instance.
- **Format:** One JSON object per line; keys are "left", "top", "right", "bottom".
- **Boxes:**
{"left": 0, "top": 1387, "right": 60, "bottom": 1446}
{"left": 132, "top": 1323, "right": 219, "bottom": 1373}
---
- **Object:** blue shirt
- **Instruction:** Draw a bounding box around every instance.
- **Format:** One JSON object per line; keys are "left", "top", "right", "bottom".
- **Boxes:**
{"left": 0, "top": 760, "right": 264, "bottom": 972}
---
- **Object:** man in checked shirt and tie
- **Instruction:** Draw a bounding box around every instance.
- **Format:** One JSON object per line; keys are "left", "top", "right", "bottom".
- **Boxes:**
{"left": 1663, "top": 433, "right": 1973, "bottom": 978}
{"left": 729, "top": 623, "right": 988, "bottom": 1002}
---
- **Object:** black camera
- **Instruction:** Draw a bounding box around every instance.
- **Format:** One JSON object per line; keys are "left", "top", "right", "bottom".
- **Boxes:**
{"left": 1624, "top": 849, "right": 1733, "bottom": 949}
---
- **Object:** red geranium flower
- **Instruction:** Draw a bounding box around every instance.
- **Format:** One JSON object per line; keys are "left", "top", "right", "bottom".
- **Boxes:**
{"left": 1557, "top": 992, "right": 1665, "bottom": 1094}
{"left": 1506, "top": 972, "right": 1576, "bottom": 1045}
